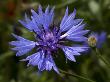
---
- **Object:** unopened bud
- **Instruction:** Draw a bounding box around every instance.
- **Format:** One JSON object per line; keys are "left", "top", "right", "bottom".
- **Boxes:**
{"left": 88, "top": 36, "right": 97, "bottom": 47}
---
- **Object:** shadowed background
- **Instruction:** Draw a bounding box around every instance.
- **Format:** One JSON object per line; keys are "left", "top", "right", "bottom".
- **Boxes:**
{"left": 0, "top": 0, "right": 110, "bottom": 82}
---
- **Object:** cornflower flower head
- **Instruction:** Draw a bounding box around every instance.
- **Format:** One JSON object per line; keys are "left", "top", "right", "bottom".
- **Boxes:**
{"left": 87, "top": 32, "right": 106, "bottom": 48}
{"left": 10, "top": 5, "right": 89, "bottom": 74}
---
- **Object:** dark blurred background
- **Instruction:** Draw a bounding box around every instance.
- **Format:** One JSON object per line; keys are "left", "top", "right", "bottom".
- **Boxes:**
{"left": 0, "top": 0, "right": 110, "bottom": 82}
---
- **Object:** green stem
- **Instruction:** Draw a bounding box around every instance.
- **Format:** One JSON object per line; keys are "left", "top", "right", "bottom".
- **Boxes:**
{"left": 59, "top": 69, "right": 96, "bottom": 82}
{"left": 95, "top": 48, "right": 110, "bottom": 69}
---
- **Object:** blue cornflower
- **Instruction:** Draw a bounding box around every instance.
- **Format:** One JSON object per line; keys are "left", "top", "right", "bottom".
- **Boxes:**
{"left": 10, "top": 5, "right": 89, "bottom": 73}
{"left": 87, "top": 32, "right": 106, "bottom": 48}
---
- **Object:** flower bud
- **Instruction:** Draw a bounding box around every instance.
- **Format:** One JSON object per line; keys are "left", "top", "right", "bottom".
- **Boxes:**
{"left": 88, "top": 36, "right": 97, "bottom": 47}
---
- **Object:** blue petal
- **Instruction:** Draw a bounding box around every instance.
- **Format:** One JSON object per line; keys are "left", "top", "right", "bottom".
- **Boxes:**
{"left": 69, "top": 30, "right": 89, "bottom": 36}
{"left": 73, "top": 19, "right": 84, "bottom": 26}
{"left": 63, "top": 23, "right": 85, "bottom": 36}
{"left": 19, "top": 13, "right": 33, "bottom": 31}
{"left": 45, "top": 55, "right": 53, "bottom": 70}
{"left": 31, "top": 9, "right": 43, "bottom": 28}
{"left": 19, "top": 13, "right": 40, "bottom": 32}
{"left": 49, "top": 7, "right": 55, "bottom": 23}
{"left": 63, "top": 47, "right": 76, "bottom": 62}
{"left": 60, "top": 7, "right": 68, "bottom": 30}
{"left": 31, "top": 6, "right": 54, "bottom": 31}
{"left": 31, "top": 16, "right": 41, "bottom": 32}
{"left": 19, "top": 6, "right": 54, "bottom": 32}
{"left": 60, "top": 8, "right": 76, "bottom": 32}
{"left": 62, "top": 46, "right": 88, "bottom": 62}
{"left": 45, "top": 5, "right": 49, "bottom": 14}
{"left": 38, "top": 5, "right": 43, "bottom": 15}
{"left": 68, "top": 46, "right": 88, "bottom": 52}
{"left": 66, "top": 30, "right": 89, "bottom": 42}
{"left": 43, "top": 6, "right": 54, "bottom": 30}
{"left": 45, "top": 54, "right": 59, "bottom": 73}
{"left": 26, "top": 51, "right": 44, "bottom": 66}
{"left": 16, "top": 49, "right": 32, "bottom": 56}
{"left": 97, "top": 32, "right": 106, "bottom": 48}
{"left": 39, "top": 52, "right": 59, "bottom": 74}
{"left": 60, "top": 20, "right": 83, "bottom": 38}
{"left": 31, "top": 9, "right": 41, "bottom": 27}
{"left": 66, "top": 36, "right": 87, "bottom": 42}
{"left": 60, "top": 20, "right": 88, "bottom": 42}
{"left": 10, "top": 34, "right": 36, "bottom": 56}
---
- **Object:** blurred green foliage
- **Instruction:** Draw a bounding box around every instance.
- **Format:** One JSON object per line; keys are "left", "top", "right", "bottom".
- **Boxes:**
{"left": 0, "top": 0, "right": 110, "bottom": 82}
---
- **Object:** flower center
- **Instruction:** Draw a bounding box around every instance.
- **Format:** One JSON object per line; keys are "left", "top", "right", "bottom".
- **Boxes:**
{"left": 45, "top": 32, "right": 54, "bottom": 42}
{"left": 44, "top": 32, "right": 58, "bottom": 50}
{"left": 37, "top": 30, "right": 59, "bottom": 51}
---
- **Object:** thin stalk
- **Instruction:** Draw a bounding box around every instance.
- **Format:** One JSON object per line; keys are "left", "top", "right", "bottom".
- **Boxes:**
{"left": 95, "top": 48, "right": 110, "bottom": 69}
{"left": 59, "top": 69, "right": 96, "bottom": 82}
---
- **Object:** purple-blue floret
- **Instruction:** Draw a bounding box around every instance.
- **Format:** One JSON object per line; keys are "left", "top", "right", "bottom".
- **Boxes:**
{"left": 10, "top": 5, "right": 89, "bottom": 73}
